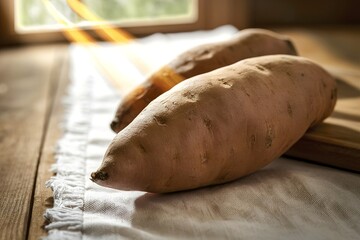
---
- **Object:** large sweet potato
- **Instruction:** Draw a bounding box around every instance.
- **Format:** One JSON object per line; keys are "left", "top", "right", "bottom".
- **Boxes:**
{"left": 93, "top": 55, "right": 337, "bottom": 193}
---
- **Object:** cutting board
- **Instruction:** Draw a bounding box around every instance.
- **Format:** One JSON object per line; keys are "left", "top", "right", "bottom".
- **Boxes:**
{"left": 281, "top": 29, "right": 360, "bottom": 172}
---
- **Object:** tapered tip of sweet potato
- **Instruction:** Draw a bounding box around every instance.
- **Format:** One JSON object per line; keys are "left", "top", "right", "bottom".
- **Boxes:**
{"left": 110, "top": 108, "right": 139, "bottom": 133}
{"left": 285, "top": 39, "right": 298, "bottom": 56}
{"left": 110, "top": 117, "right": 121, "bottom": 133}
{"left": 110, "top": 90, "right": 145, "bottom": 133}
{"left": 90, "top": 171, "right": 109, "bottom": 182}
{"left": 110, "top": 82, "right": 165, "bottom": 133}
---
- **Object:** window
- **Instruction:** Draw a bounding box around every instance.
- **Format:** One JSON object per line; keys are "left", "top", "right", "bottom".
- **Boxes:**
{"left": 1, "top": 0, "right": 249, "bottom": 45}
{"left": 16, "top": 0, "right": 198, "bottom": 33}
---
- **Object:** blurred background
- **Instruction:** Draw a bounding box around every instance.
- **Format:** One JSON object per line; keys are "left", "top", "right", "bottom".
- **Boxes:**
{"left": 1, "top": 0, "right": 360, "bottom": 46}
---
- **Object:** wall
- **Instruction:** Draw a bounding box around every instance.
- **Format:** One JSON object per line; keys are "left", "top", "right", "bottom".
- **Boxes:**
{"left": 249, "top": 0, "right": 360, "bottom": 26}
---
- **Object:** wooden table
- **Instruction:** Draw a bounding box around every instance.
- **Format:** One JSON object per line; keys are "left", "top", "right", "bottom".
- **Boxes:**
{"left": 0, "top": 28, "right": 359, "bottom": 240}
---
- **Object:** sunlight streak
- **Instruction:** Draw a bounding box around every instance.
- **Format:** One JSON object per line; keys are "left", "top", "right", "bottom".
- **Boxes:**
{"left": 43, "top": 0, "right": 182, "bottom": 94}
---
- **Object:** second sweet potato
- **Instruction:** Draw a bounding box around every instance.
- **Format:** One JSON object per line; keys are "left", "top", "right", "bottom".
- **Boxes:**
{"left": 110, "top": 29, "right": 297, "bottom": 133}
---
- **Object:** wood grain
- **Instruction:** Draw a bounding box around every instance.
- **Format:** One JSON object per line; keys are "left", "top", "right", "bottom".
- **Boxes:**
{"left": 0, "top": 45, "right": 59, "bottom": 239}
{"left": 27, "top": 45, "right": 69, "bottom": 240}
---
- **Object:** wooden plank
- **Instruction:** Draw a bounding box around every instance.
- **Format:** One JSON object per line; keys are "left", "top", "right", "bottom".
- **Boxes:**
{"left": 27, "top": 45, "right": 69, "bottom": 240}
{"left": 0, "top": 45, "right": 58, "bottom": 239}
{"left": 279, "top": 29, "right": 360, "bottom": 171}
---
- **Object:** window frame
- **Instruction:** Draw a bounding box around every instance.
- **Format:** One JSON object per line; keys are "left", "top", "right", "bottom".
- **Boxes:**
{"left": 0, "top": 0, "right": 250, "bottom": 46}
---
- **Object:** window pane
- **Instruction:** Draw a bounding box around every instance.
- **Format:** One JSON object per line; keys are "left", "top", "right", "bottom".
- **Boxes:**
{"left": 16, "top": 0, "right": 197, "bottom": 32}
{"left": 83, "top": 0, "right": 194, "bottom": 21}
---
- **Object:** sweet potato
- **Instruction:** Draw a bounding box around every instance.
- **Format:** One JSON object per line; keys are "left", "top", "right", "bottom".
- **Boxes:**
{"left": 92, "top": 55, "right": 337, "bottom": 193}
{"left": 110, "top": 29, "right": 298, "bottom": 133}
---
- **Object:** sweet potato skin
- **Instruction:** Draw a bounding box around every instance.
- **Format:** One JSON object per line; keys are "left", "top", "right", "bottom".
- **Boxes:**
{"left": 94, "top": 55, "right": 337, "bottom": 193}
{"left": 110, "top": 29, "right": 298, "bottom": 133}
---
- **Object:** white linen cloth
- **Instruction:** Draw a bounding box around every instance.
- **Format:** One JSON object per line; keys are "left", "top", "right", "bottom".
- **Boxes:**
{"left": 45, "top": 26, "right": 360, "bottom": 240}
